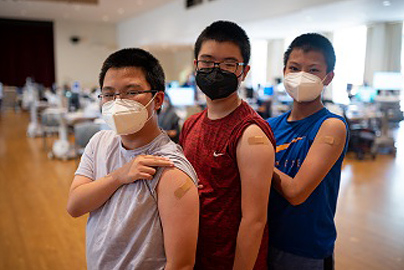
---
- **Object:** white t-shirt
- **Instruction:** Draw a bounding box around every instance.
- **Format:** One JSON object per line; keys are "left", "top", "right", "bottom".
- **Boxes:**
{"left": 75, "top": 130, "right": 198, "bottom": 270}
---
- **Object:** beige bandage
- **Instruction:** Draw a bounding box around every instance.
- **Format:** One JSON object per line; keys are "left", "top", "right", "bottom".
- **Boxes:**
{"left": 174, "top": 180, "right": 192, "bottom": 199}
{"left": 320, "top": 135, "right": 340, "bottom": 146}
{"left": 248, "top": 135, "right": 269, "bottom": 145}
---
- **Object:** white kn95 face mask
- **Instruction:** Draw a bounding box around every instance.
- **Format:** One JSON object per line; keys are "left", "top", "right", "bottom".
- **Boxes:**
{"left": 283, "top": 71, "right": 326, "bottom": 102}
{"left": 101, "top": 96, "right": 155, "bottom": 135}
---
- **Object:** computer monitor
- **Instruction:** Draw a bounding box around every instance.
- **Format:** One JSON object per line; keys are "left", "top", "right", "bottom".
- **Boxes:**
{"left": 263, "top": 86, "right": 274, "bottom": 96}
{"left": 356, "top": 86, "right": 377, "bottom": 103}
{"left": 168, "top": 80, "right": 180, "bottom": 88}
{"left": 166, "top": 87, "right": 195, "bottom": 107}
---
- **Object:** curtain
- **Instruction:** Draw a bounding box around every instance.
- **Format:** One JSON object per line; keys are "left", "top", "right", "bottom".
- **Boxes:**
{"left": 0, "top": 18, "right": 55, "bottom": 87}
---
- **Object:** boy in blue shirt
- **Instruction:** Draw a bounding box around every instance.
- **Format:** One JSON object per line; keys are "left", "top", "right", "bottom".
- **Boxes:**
{"left": 266, "top": 33, "right": 348, "bottom": 270}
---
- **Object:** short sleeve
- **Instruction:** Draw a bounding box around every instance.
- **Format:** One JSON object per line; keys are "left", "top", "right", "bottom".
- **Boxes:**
{"left": 146, "top": 167, "right": 165, "bottom": 199}
{"left": 145, "top": 148, "right": 199, "bottom": 201}
{"left": 75, "top": 131, "right": 102, "bottom": 180}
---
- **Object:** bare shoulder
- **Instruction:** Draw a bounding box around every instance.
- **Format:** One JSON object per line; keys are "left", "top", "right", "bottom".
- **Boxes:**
{"left": 158, "top": 167, "right": 196, "bottom": 195}
{"left": 239, "top": 124, "right": 272, "bottom": 145}
{"left": 241, "top": 124, "right": 268, "bottom": 138}
{"left": 237, "top": 124, "right": 274, "bottom": 163}
{"left": 319, "top": 117, "right": 347, "bottom": 135}
{"left": 157, "top": 167, "right": 198, "bottom": 212}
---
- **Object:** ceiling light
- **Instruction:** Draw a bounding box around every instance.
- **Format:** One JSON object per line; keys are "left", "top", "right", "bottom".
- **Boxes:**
{"left": 102, "top": 15, "right": 109, "bottom": 22}
{"left": 118, "top": 8, "right": 125, "bottom": 15}
{"left": 382, "top": 1, "right": 391, "bottom": 6}
{"left": 137, "top": 0, "right": 143, "bottom": 5}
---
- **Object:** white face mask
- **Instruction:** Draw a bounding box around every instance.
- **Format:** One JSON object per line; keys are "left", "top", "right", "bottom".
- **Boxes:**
{"left": 101, "top": 96, "right": 155, "bottom": 135}
{"left": 284, "top": 71, "right": 327, "bottom": 102}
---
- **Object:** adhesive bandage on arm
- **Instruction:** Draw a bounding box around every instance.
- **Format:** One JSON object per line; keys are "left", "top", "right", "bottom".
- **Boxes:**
{"left": 248, "top": 135, "right": 269, "bottom": 145}
{"left": 174, "top": 180, "right": 193, "bottom": 199}
{"left": 319, "top": 135, "right": 341, "bottom": 146}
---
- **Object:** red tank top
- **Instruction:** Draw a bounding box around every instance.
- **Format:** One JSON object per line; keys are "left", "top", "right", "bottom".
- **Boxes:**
{"left": 180, "top": 100, "right": 275, "bottom": 270}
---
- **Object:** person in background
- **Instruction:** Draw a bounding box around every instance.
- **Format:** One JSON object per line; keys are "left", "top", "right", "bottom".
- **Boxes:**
{"left": 158, "top": 94, "right": 180, "bottom": 143}
{"left": 67, "top": 48, "right": 199, "bottom": 270}
{"left": 180, "top": 20, "right": 276, "bottom": 270}
{"left": 266, "top": 33, "right": 348, "bottom": 270}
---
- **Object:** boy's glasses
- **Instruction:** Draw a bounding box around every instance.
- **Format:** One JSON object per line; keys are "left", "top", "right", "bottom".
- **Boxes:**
{"left": 98, "top": 90, "right": 157, "bottom": 101}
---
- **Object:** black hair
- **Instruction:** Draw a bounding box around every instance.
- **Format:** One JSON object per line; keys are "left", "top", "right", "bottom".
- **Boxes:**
{"left": 99, "top": 48, "right": 165, "bottom": 91}
{"left": 284, "top": 33, "right": 336, "bottom": 73}
{"left": 194, "top": 20, "right": 251, "bottom": 64}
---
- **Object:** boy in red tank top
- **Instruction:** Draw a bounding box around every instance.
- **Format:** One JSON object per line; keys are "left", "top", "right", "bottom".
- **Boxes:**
{"left": 179, "top": 21, "right": 276, "bottom": 270}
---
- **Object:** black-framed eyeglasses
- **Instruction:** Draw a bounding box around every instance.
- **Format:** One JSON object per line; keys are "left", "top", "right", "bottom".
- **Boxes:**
{"left": 98, "top": 90, "right": 157, "bottom": 101}
{"left": 196, "top": 60, "right": 245, "bottom": 74}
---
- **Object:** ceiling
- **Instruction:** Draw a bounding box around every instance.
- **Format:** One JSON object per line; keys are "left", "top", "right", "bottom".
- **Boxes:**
{"left": 0, "top": 0, "right": 176, "bottom": 23}
{"left": 0, "top": 0, "right": 403, "bottom": 42}
{"left": 244, "top": 0, "right": 404, "bottom": 40}
{"left": 25, "top": 0, "right": 98, "bottom": 4}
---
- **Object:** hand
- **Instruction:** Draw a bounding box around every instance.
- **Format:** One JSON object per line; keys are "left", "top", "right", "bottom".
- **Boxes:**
{"left": 167, "top": 130, "right": 178, "bottom": 138}
{"left": 197, "top": 179, "right": 204, "bottom": 189}
{"left": 112, "top": 155, "right": 174, "bottom": 185}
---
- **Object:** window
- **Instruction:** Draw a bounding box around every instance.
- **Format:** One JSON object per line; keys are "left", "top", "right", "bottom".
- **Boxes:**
{"left": 332, "top": 25, "right": 367, "bottom": 104}
{"left": 250, "top": 40, "right": 268, "bottom": 89}
{"left": 401, "top": 22, "right": 404, "bottom": 108}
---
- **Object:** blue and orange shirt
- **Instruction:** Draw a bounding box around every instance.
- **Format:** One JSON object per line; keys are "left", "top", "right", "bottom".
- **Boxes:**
{"left": 266, "top": 107, "right": 348, "bottom": 259}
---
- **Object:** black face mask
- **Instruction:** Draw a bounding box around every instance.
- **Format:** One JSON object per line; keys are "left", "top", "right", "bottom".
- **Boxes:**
{"left": 195, "top": 68, "right": 239, "bottom": 100}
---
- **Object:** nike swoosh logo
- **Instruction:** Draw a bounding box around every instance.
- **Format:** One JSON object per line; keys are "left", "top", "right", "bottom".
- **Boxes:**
{"left": 213, "top": 151, "right": 225, "bottom": 157}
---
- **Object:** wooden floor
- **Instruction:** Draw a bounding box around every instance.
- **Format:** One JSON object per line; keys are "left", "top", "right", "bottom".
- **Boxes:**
{"left": 0, "top": 110, "right": 403, "bottom": 270}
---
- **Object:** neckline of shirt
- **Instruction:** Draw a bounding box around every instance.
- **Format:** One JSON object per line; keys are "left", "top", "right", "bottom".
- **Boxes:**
{"left": 118, "top": 131, "right": 169, "bottom": 157}
{"left": 202, "top": 100, "right": 246, "bottom": 125}
{"left": 285, "top": 107, "right": 327, "bottom": 124}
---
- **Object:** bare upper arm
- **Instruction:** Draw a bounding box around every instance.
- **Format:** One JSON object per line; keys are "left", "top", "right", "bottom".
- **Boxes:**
{"left": 291, "top": 117, "right": 347, "bottom": 203}
{"left": 69, "top": 174, "right": 93, "bottom": 192}
{"left": 236, "top": 124, "right": 275, "bottom": 220}
{"left": 157, "top": 167, "right": 199, "bottom": 268}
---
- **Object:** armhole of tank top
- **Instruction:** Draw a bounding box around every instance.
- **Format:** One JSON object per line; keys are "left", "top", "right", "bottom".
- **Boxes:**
{"left": 228, "top": 119, "right": 257, "bottom": 161}
{"left": 311, "top": 115, "right": 345, "bottom": 142}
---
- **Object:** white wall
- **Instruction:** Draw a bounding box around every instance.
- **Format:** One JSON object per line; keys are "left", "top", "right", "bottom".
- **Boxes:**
{"left": 117, "top": 0, "right": 339, "bottom": 48}
{"left": 148, "top": 47, "right": 194, "bottom": 83}
{"left": 54, "top": 21, "right": 117, "bottom": 89}
{"left": 115, "top": 0, "right": 402, "bottom": 102}
{"left": 266, "top": 39, "right": 285, "bottom": 85}
{"left": 116, "top": 0, "right": 340, "bottom": 87}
